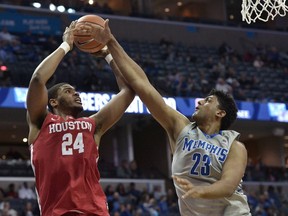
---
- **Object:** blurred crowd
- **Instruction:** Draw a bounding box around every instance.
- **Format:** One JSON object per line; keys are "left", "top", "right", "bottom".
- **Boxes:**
{"left": 2, "top": 152, "right": 288, "bottom": 215}
{"left": 1, "top": 180, "right": 288, "bottom": 215}
{"left": 0, "top": 28, "right": 288, "bottom": 103}
{"left": 0, "top": 180, "right": 180, "bottom": 216}
{"left": 0, "top": 144, "right": 288, "bottom": 215}
{"left": 2, "top": 148, "right": 288, "bottom": 182}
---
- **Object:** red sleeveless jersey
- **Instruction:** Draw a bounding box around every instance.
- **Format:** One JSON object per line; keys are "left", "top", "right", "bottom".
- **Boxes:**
{"left": 30, "top": 113, "right": 109, "bottom": 216}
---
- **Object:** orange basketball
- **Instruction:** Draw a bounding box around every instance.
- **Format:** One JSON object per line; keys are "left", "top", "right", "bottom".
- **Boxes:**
{"left": 74, "top": 14, "right": 105, "bottom": 53}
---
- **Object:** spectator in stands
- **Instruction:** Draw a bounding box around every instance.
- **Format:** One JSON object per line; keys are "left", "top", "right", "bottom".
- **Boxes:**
{"left": 218, "top": 42, "right": 234, "bottom": 58}
{"left": 116, "top": 203, "right": 133, "bottom": 216}
{"left": 238, "top": 73, "right": 251, "bottom": 90}
{"left": 105, "top": 185, "right": 116, "bottom": 212}
{"left": 159, "top": 36, "right": 173, "bottom": 47}
{"left": 233, "top": 88, "right": 247, "bottom": 101}
{"left": 253, "top": 55, "right": 264, "bottom": 69}
{"left": 246, "top": 190, "right": 259, "bottom": 214}
{"left": 152, "top": 185, "right": 164, "bottom": 201}
{"left": 20, "top": 201, "right": 35, "bottom": 216}
{"left": 127, "top": 183, "right": 141, "bottom": 205}
{"left": 110, "top": 192, "right": 124, "bottom": 214}
{"left": 18, "top": 182, "right": 36, "bottom": 200}
{"left": 187, "top": 75, "right": 202, "bottom": 97}
{"left": 0, "top": 187, "right": 5, "bottom": 207}
{"left": 266, "top": 46, "right": 280, "bottom": 68}
{"left": 0, "top": 40, "right": 17, "bottom": 63}
{"left": 204, "top": 56, "right": 215, "bottom": 69}
{"left": 252, "top": 162, "right": 267, "bottom": 181}
{"left": 6, "top": 183, "right": 18, "bottom": 199}
{"left": 267, "top": 185, "right": 282, "bottom": 210}
{"left": 165, "top": 188, "right": 178, "bottom": 209}
{"left": 243, "top": 49, "right": 254, "bottom": 62}
{"left": 158, "top": 195, "right": 169, "bottom": 216}
{"left": 141, "top": 195, "right": 159, "bottom": 216}
{"left": 276, "top": 186, "right": 288, "bottom": 214}
{"left": 175, "top": 74, "right": 189, "bottom": 96}
{"left": 116, "top": 159, "right": 132, "bottom": 178}
{"left": 215, "top": 77, "right": 233, "bottom": 94}
{"left": 225, "top": 67, "right": 239, "bottom": 86}
{"left": 0, "top": 201, "right": 18, "bottom": 216}
{"left": 116, "top": 183, "right": 127, "bottom": 197}
{"left": 254, "top": 192, "right": 277, "bottom": 215}
{"left": 0, "top": 28, "right": 18, "bottom": 43}
{"left": 129, "top": 160, "right": 142, "bottom": 179}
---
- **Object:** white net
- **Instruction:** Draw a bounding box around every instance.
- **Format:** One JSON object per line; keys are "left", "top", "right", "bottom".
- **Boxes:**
{"left": 241, "top": 0, "right": 288, "bottom": 23}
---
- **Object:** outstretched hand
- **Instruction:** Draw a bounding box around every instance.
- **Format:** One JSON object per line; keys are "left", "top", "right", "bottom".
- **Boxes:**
{"left": 63, "top": 20, "right": 77, "bottom": 49}
{"left": 75, "top": 19, "right": 112, "bottom": 45}
{"left": 172, "top": 175, "right": 205, "bottom": 199}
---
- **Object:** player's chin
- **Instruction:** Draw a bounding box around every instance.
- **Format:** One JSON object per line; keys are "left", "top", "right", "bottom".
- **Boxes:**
{"left": 74, "top": 104, "right": 84, "bottom": 112}
{"left": 191, "top": 113, "right": 198, "bottom": 121}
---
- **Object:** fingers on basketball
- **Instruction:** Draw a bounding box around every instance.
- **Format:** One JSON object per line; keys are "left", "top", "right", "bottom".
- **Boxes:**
{"left": 73, "top": 15, "right": 105, "bottom": 53}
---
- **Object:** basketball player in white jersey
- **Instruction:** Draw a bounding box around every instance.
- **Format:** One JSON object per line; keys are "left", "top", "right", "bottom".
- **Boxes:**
{"left": 77, "top": 20, "right": 252, "bottom": 215}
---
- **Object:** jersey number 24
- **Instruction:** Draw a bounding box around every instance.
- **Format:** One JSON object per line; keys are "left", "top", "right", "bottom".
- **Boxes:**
{"left": 62, "top": 133, "right": 84, "bottom": 155}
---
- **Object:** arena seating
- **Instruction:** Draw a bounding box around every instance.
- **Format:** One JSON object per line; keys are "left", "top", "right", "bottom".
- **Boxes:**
{"left": 1, "top": 34, "right": 288, "bottom": 103}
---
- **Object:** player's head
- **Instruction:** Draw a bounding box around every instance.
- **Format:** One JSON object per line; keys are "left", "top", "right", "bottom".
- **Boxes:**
{"left": 192, "top": 89, "right": 238, "bottom": 130}
{"left": 48, "top": 83, "right": 83, "bottom": 115}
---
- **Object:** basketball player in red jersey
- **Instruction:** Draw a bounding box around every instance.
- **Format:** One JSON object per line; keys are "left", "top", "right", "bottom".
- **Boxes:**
{"left": 26, "top": 21, "right": 135, "bottom": 215}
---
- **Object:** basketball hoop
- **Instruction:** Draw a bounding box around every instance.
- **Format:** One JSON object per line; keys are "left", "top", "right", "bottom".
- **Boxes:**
{"left": 241, "top": 0, "right": 288, "bottom": 24}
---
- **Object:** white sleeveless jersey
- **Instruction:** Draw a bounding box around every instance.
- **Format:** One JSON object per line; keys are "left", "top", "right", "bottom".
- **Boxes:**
{"left": 171, "top": 122, "right": 251, "bottom": 216}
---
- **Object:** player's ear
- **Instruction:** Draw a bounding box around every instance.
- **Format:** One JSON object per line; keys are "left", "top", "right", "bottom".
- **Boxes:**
{"left": 49, "top": 99, "right": 58, "bottom": 109}
{"left": 216, "top": 109, "right": 226, "bottom": 118}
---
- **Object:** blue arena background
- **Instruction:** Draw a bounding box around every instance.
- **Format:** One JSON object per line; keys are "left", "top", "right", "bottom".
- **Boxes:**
{"left": 1, "top": 87, "right": 287, "bottom": 122}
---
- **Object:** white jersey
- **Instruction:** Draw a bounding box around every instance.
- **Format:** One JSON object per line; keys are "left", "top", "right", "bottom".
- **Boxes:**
{"left": 171, "top": 122, "right": 251, "bottom": 216}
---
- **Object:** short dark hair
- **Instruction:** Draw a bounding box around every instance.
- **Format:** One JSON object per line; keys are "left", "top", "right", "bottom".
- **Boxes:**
{"left": 47, "top": 82, "right": 68, "bottom": 113}
{"left": 208, "top": 89, "right": 238, "bottom": 130}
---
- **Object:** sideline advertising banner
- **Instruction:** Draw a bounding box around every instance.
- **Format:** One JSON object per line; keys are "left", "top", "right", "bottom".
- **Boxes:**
{"left": 0, "top": 10, "right": 61, "bottom": 35}
{"left": 0, "top": 87, "right": 287, "bottom": 123}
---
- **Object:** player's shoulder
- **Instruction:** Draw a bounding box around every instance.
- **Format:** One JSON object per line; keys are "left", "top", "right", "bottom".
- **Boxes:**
{"left": 232, "top": 139, "right": 247, "bottom": 152}
{"left": 221, "top": 129, "right": 240, "bottom": 137}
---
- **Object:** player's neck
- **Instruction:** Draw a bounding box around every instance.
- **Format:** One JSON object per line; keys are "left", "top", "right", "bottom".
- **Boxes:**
{"left": 197, "top": 122, "right": 221, "bottom": 135}
{"left": 54, "top": 110, "right": 78, "bottom": 119}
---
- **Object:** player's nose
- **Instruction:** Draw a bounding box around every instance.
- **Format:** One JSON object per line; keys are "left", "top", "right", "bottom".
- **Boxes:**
{"left": 198, "top": 99, "right": 204, "bottom": 105}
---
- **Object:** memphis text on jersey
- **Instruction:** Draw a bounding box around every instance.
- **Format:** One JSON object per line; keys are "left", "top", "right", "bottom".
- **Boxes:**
{"left": 183, "top": 137, "right": 228, "bottom": 162}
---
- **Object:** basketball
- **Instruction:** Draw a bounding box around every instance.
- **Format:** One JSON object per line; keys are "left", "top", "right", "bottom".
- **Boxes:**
{"left": 74, "top": 14, "right": 105, "bottom": 53}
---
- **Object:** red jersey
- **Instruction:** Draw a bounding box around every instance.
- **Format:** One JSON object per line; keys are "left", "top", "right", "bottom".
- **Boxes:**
{"left": 30, "top": 113, "right": 109, "bottom": 216}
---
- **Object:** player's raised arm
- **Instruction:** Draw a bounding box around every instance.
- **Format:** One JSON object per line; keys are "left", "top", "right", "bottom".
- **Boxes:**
{"left": 26, "top": 21, "right": 76, "bottom": 140}
{"left": 76, "top": 20, "right": 190, "bottom": 151}
{"left": 89, "top": 47, "right": 135, "bottom": 139}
